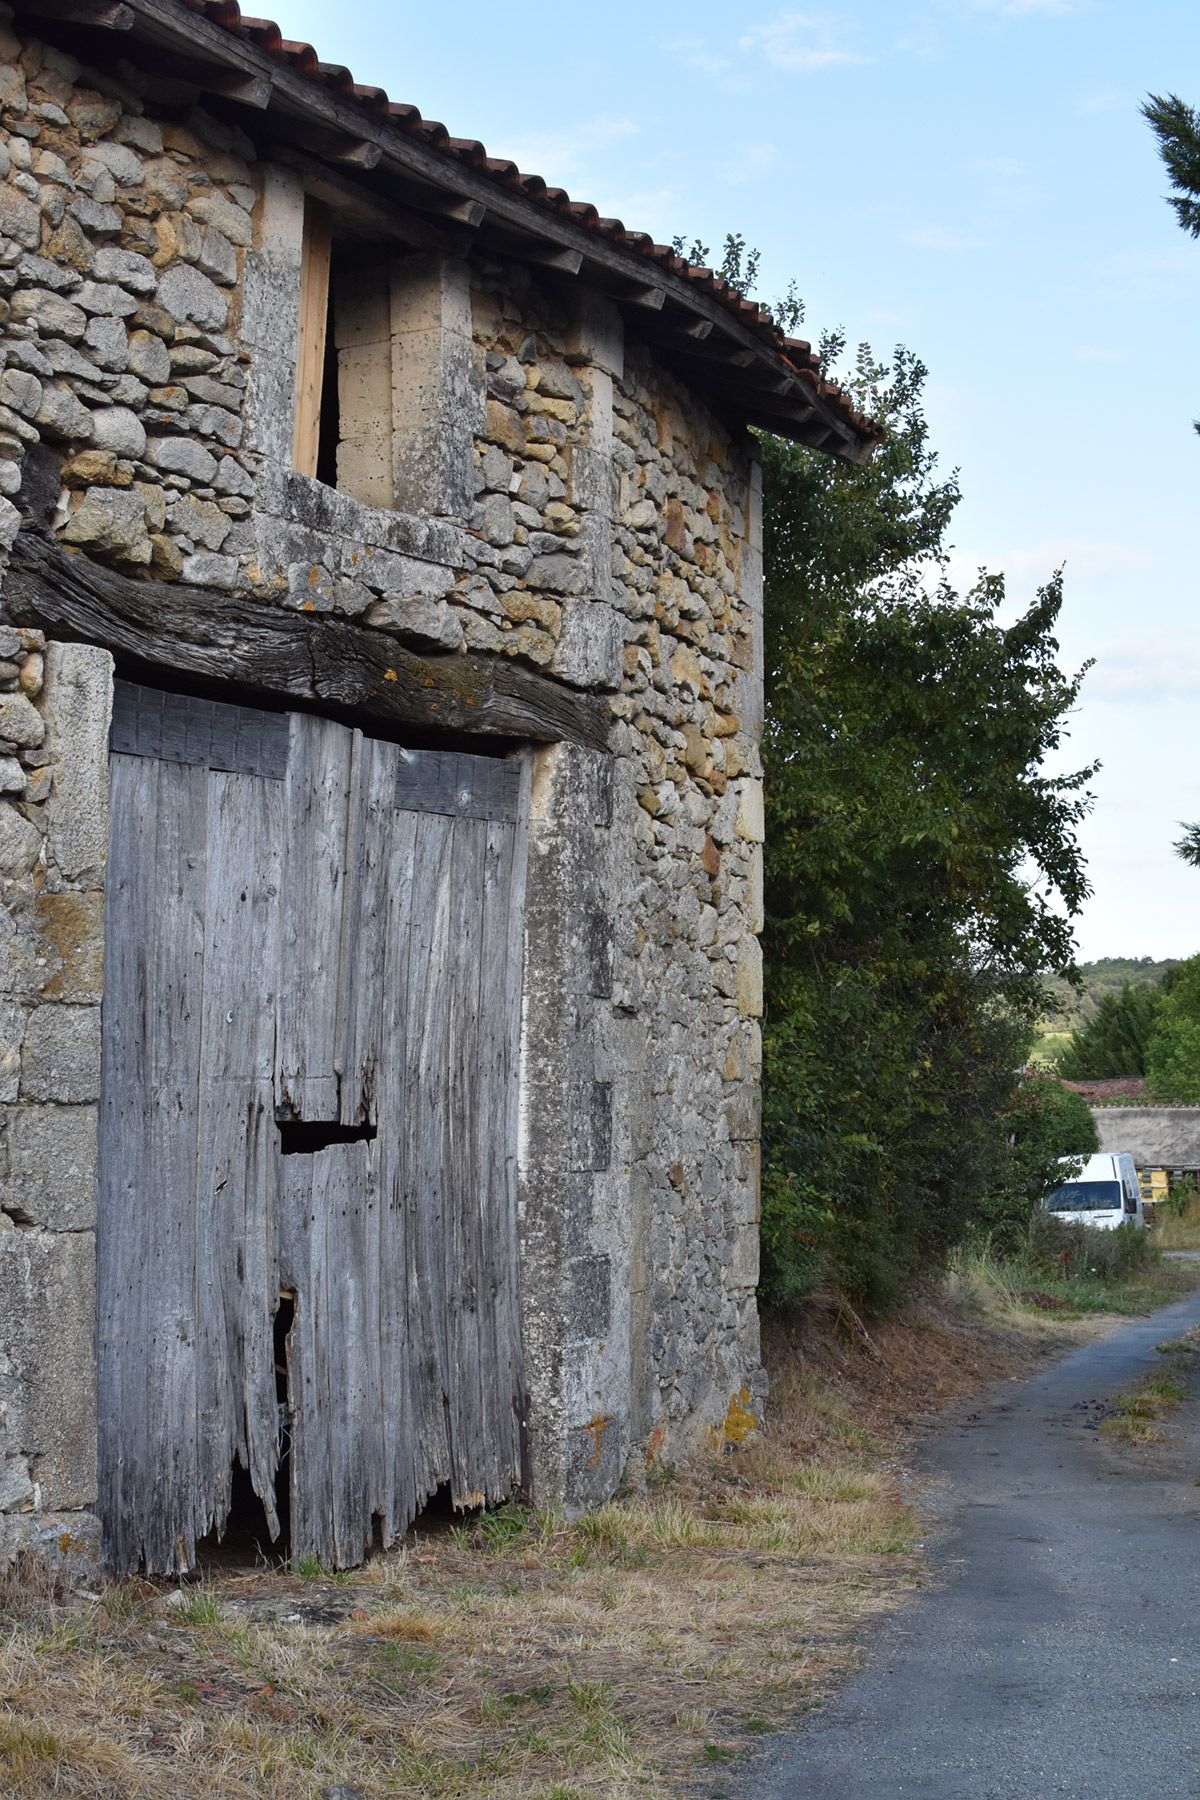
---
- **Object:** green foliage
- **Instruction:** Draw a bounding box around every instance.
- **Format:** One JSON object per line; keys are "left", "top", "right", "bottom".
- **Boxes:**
{"left": 1143, "top": 93, "right": 1200, "bottom": 239}
{"left": 1055, "top": 982, "right": 1165, "bottom": 1078}
{"left": 1146, "top": 955, "right": 1200, "bottom": 1101}
{"left": 1175, "top": 821, "right": 1200, "bottom": 867}
{"left": 974, "top": 1077, "right": 1098, "bottom": 1247}
{"left": 1143, "top": 93, "right": 1200, "bottom": 434}
{"left": 760, "top": 342, "right": 1093, "bottom": 1310}
{"left": 1026, "top": 1213, "right": 1155, "bottom": 1285}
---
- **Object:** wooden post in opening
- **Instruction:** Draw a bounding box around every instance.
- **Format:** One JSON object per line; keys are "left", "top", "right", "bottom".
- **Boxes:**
{"left": 292, "top": 200, "right": 332, "bottom": 478}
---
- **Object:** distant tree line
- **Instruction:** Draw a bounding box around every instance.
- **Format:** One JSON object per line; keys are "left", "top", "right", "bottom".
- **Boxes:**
{"left": 1053, "top": 961, "right": 1200, "bottom": 1101}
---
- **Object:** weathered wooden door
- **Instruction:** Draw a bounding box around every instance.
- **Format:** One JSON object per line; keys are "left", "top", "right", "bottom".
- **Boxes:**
{"left": 98, "top": 681, "right": 529, "bottom": 1573}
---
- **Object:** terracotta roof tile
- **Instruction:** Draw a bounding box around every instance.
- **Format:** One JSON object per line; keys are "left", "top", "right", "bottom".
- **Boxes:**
{"left": 133, "top": 0, "right": 881, "bottom": 449}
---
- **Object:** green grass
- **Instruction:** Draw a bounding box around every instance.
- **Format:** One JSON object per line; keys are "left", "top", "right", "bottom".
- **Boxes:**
{"left": 1101, "top": 1366, "right": 1192, "bottom": 1442}
{"left": 950, "top": 1216, "right": 1200, "bottom": 1320}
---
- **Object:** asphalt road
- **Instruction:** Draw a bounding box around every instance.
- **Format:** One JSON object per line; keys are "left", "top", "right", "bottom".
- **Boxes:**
{"left": 747, "top": 1287, "right": 1200, "bottom": 1800}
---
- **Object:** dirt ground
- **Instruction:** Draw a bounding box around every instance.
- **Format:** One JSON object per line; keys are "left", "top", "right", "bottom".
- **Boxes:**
{"left": 0, "top": 1292, "right": 1139, "bottom": 1800}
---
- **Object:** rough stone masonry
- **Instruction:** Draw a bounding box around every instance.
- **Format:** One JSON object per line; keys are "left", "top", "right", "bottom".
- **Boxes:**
{"left": 0, "top": 0, "right": 876, "bottom": 1572}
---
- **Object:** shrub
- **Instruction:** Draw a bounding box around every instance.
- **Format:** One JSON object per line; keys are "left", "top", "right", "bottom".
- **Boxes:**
{"left": 973, "top": 1076, "right": 1099, "bottom": 1251}
{"left": 1146, "top": 956, "right": 1200, "bottom": 1101}
{"left": 1027, "top": 1212, "right": 1155, "bottom": 1283}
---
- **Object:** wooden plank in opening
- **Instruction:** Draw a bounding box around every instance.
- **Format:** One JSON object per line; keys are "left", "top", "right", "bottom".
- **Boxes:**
{"left": 292, "top": 198, "right": 332, "bottom": 479}
{"left": 394, "top": 746, "right": 520, "bottom": 821}
{"left": 110, "top": 680, "right": 289, "bottom": 781}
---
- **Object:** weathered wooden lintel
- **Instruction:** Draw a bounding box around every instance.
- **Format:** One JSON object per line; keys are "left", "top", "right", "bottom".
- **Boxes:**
{"left": 5, "top": 531, "right": 612, "bottom": 751}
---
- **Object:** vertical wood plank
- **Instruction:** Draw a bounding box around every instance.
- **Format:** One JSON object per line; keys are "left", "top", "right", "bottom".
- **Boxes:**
{"left": 443, "top": 814, "right": 488, "bottom": 1508}
{"left": 193, "top": 769, "right": 285, "bottom": 1543}
{"left": 336, "top": 732, "right": 398, "bottom": 1127}
{"left": 98, "top": 753, "right": 158, "bottom": 1573}
{"left": 375, "top": 806, "right": 418, "bottom": 1543}
{"left": 99, "top": 755, "right": 209, "bottom": 1574}
{"left": 400, "top": 811, "right": 456, "bottom": 1505}
{"left": 276, "top": 712, "right": 353, "bottom": 1121}
{"left": 475, "top": 773, "right": 530, "bottom": 1501}
{"left": 292, "top": 199, "right": 331, "bottom": 479}
{"left": 282, "top": 1140, "right": 381, "bottom": 1568}
{"left": 276, "top": 1151, "right": 321, "bottom": 1554}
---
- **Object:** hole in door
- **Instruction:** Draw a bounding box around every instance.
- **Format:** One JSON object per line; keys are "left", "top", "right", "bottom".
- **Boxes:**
{"left": 407, "top": 1482, "right": 480, "bottom": 1542}
{"left": 195, "top": 1292, "right": 295, "bottom": 1569}
{"left": 195, "top": 1462, "right": 277, "bottom": 1569}
{"left": 273, "top": 1291, "right": 294, "bottom": 1550}
{"left": 277, "top": 1120, "right": 377, "bottom": 1156}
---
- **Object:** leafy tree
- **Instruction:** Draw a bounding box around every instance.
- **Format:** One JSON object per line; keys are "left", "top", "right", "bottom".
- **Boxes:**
{"left": 760, "top": 343, "right": 1094, "bottom": 1309}
{"left": 1146, "top": 955, "right": 1200, "bottom": 1101}
{"left": 1174, "top": 820, "right": 1200, "bottom": 866}
{"left": 974, "top": 1076, "right": 1098, "bottom": 1248}
{"left": 1055, "top": 982, "right": 1164, "bottom": 1079}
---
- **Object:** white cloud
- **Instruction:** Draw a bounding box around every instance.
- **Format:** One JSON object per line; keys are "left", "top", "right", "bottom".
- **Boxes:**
{"left": 739, "top": 11, "right": 866, "bottom": 71}
{"left": 496, "top": 115, "right": 639, "bottom": 181}
{"left": 603, "top": 187, "right": 682, "bottom": 229}
{"left": 972, "top": 156, "right": 1025, "bottom": 174}
{"left": 658, "top": 35, "right": 734, "bottom": 75}
{"left": 719, "top": 143, "right": 780, "bottom": 183}
{"left": 1094, "top": 247, "right": 1197, "bottom": 277}
{"left": 941, "top": 538, "right": 1153, "bottom": 608}
{"left": 1085, "top": 639, "right": 1200, "bottom": 701}
{"left": 1072, "top": 345, "right": 1121, "bottom": 362}
{"left": 1077, "top": 90, "right": 1126, "bottom": 115}
{"left": 904, "top": 225, "right": 985, "bottom": 250}
{"left": 971, "top": 0, "right": 1086, "bottom": 13}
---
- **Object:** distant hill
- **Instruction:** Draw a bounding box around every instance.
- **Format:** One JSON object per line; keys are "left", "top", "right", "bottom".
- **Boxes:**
{"left": 1042, "top": 957, "right": 1185, "bottom": 1030}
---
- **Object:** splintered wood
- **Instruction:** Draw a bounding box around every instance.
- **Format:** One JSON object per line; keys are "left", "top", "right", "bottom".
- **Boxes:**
{"left": 98, "top": 682, "right": 529, "bottom": 1574}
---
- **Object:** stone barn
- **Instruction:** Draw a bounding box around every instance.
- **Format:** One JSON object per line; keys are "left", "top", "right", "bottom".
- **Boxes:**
{"left": 0, "top": 0, "right": 878, "bottom": 1574}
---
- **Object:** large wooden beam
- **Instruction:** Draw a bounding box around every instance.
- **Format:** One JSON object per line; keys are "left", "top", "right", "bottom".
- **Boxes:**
{"left": 5, "top": 530, "right": 612, "bottom": 751}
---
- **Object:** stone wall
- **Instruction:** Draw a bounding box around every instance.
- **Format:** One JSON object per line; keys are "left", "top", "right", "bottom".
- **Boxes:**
{"left": 1093, "top": 1108, "right": 1200, "bottom": 1170}
{"left": 471, "top": 279, "right": 766, "bottom": 1498}
{"left": 0, "top": 635, "right": 110, "bottom": 1576}
{"left": 0, "top": 4, "right": 765, "bottom": 1559}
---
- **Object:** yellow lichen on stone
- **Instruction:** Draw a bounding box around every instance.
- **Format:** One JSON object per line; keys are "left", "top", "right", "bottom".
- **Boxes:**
{"left": 709, "top": 1386, "right": 759, "bottom": 1453}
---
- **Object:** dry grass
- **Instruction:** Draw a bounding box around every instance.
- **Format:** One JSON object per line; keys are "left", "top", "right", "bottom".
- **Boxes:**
{"left": 945, "top": 1232, "right": 1200, "bottom": 1322}
{"left": 0, "top": 1294, "right": 1082, "bottom": 1800}
{"left": 1152, "top": 1195, "right": 1200, "bottom": 1251}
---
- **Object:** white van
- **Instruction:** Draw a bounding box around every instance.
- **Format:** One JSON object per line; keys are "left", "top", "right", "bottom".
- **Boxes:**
{"left": 1043, "top": 1152, "right": 1145, "bottom": 1231}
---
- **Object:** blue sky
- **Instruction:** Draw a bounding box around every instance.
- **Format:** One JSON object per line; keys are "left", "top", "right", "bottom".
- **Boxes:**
{"left": 269, "top": 0, "right": 1200, "bottom": 961}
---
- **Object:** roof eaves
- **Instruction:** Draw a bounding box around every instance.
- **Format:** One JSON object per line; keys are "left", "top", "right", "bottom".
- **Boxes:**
{"left": 41, "top": 0, "right": 882, "bottom": 458}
